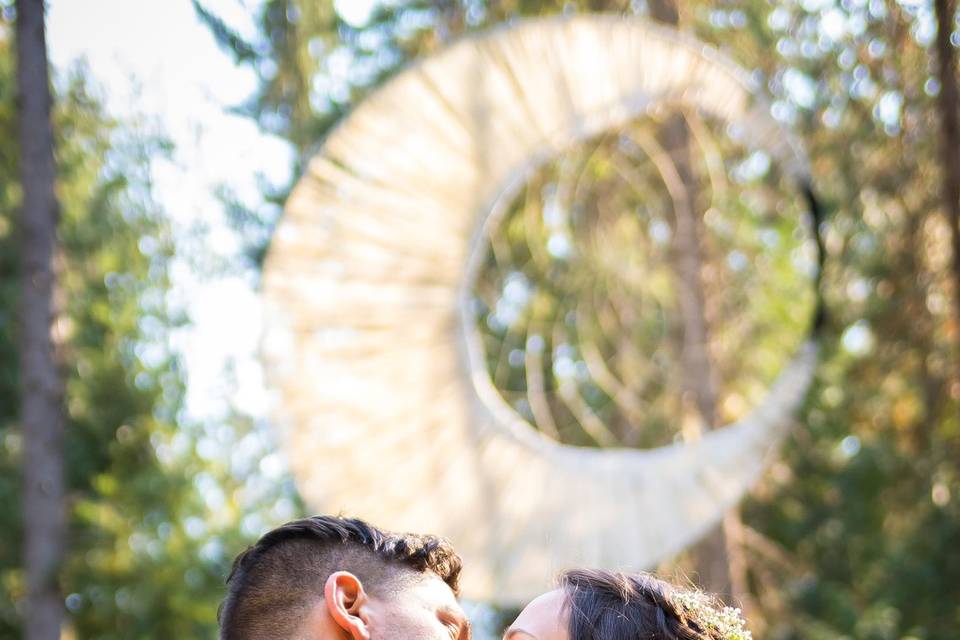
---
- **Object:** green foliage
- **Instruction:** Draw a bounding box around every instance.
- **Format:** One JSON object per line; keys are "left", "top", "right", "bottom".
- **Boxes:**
{"left": 0, "top": 16, "right": 22, "bottom": 636}
{"left": 471, "top": 117, "right": 813, "bottom": 448}
{"left": 0, "top": 13, "right": 298, "bottom": 637}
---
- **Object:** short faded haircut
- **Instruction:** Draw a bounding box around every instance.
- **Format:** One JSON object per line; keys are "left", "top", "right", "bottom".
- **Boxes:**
{"left": 219, "top": 515, "right": 463, "bottom": 640}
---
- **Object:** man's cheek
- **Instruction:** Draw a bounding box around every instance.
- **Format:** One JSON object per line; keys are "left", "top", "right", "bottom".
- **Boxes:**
{"left": 371, "top": 614, "right": 445, "bottom": 640}
{"left": 367, "top": 616, "right": 411, "bottom": 639}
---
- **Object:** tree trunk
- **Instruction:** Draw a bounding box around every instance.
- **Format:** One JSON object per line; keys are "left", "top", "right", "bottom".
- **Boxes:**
{"left": 658, "top": 112, "right": 738, "bottom": 602}
{"left": 933, "top": 0, "right": 960, "bottom": 378}
{"left": 15, "top": 1, "right": 66, "bottom": 638}
{"left": 645, "top": 0, "right": 744, "bottom": 606}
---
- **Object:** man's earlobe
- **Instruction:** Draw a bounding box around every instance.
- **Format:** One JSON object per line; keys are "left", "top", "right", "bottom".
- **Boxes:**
{"left": 325, "top": 571, "right": 372, "bottom": 640}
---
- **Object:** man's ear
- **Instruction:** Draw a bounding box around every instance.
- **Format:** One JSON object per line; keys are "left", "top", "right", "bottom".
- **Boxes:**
{"left": 324, "top": 571, "right": 371, "bottom": 640}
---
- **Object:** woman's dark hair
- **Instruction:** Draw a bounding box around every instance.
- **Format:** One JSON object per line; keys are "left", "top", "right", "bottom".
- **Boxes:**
{"left": 559, "top": 569, "right": 747, "bottom": 640}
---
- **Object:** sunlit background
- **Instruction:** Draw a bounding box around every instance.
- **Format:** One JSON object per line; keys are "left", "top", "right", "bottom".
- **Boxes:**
{"left": 2, "top": 0, "right": 959, "bottom": 638}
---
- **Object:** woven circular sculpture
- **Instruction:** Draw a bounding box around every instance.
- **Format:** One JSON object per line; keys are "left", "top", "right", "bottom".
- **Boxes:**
{"left": 262, "top": 14, "right": 817, "bottom": 605}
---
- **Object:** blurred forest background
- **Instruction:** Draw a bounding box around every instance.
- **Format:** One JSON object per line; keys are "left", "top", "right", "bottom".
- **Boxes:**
{"left": 2, "top": 0, "right": 959, "bottom": 638}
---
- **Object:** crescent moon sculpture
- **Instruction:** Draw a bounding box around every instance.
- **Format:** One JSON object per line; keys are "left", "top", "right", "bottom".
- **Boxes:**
{"left": 261, "top": 14, "right": 818, "bottom": 605}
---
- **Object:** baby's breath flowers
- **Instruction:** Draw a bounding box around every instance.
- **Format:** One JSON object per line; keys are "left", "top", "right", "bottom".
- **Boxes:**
{"left": 671, "top": 590, "right": 753, "bottom": 640}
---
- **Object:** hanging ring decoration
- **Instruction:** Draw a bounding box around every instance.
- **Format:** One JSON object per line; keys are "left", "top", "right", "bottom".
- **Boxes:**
{"left": 262, "top": 14, "right": 821, "bottom": 605}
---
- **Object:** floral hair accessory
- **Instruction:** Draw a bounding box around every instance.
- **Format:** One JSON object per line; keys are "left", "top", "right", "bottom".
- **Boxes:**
{"left": 671, "top": 590, "right": 753, "bottom": 640}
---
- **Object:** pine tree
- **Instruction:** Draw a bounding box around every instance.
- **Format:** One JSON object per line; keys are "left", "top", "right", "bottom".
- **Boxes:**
{"left": 1, "top": 6, "right": 298, "bottom": 636}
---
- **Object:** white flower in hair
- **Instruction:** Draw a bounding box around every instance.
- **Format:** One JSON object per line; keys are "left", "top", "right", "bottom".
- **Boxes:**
{"left": 671, "top": 590, "right": 753, "bottom": 640}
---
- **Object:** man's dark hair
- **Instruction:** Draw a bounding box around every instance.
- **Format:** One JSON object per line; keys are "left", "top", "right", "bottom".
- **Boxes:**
{"left": 219, "top": 515, "right": 463, "bottom": 640}
{"left": 560, "top": 570, "right": 740, "bottom": 640}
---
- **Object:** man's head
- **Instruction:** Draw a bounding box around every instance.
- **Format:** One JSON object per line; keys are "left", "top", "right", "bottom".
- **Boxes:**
{"left": 220, "top": 515, "right": 470, "bottom": 640}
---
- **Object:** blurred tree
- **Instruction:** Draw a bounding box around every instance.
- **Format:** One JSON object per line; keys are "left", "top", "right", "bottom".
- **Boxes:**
{"left": 14, "top": 0, "right": 65, "bottom": 637}
{"left": 0, "top": 6, "right": 298, "bottom": 637}
{"left": 646, "top": 0, "right": 742, "bottom": 605}
{"left": 199, "top": 0, "right": 960, "bottom": 638}
{"left": 717, "top": 1, "right": 960, "bottom": 638}
{"left": 933, "top": 0, "right": 960, "bottom": 346}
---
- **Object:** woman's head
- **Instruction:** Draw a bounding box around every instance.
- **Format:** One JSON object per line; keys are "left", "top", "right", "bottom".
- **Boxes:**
{"left": 504, "top": 569, "right": 751, "bottom": 640}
